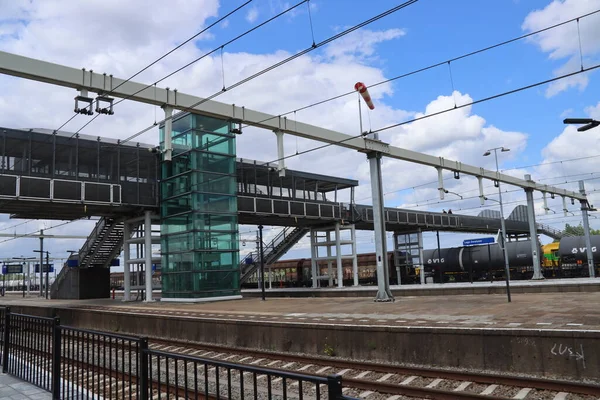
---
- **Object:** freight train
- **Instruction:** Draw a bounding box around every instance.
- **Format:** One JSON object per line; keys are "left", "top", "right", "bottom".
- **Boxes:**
{"left": 242, "top": 251, "right": 420, "bottom": 288}
{"left": 423, "top": 235, "right": 600, "bottom": 282}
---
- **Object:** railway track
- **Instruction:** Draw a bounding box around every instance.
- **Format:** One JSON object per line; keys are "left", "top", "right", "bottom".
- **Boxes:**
{"left": 5, "top": 332, "right": 600, "bottom": 399}
{"left": 149, "top": 338, "right": 600, "bottom": 400}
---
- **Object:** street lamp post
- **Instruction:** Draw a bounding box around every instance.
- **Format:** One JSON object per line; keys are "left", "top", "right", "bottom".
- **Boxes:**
{"left": 483, "top": 147, "right": 512, "bottom": 303}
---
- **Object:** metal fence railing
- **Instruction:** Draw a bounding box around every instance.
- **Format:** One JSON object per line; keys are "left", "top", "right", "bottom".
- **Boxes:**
{"left": 0, "top": 307, "right": 354, "bottom": 400}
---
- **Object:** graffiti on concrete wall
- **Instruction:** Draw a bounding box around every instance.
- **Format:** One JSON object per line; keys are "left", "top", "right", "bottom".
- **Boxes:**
{"left": 551, "top": 343, "right": 585, "bottom": 369}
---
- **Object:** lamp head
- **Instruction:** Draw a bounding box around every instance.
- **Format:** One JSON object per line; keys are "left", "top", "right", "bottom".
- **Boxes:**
{"left": 501, "top": 147, "right": 510, "bottom": 152}
{"left": 483, "top": 151, "right": 491, "bottom": 157}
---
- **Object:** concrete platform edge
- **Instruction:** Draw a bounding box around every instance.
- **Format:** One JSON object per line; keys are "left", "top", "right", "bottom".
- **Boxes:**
{"left": 8, "top": 304, "right": 598, "bottom": 384}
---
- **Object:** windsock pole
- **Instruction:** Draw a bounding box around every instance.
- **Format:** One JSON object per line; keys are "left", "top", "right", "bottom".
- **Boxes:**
{"left": 355, "top": 82, "right": 375, "bottom": 138}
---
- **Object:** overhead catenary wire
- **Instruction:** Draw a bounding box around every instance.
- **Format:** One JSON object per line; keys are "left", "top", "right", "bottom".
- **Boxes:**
{"left": 240, "top": 9, "right": 600, "bottom": 130}
{"left": 60, "top": 0, "right": 255, "bottom": 139}
{"left": 0, "top": 1, "right": 255, "bottom": 216}
{"left": 119, "top": 0, "right": 421, "bottom": 144}
{"left": 0, "top": 219, "right": 82, "bottom": 245}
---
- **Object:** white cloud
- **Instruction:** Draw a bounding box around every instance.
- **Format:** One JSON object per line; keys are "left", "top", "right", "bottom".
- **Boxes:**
{"left": 324, "top": 28, "right": 406, "bottom": 62}
{"left": 221, "top": 19, "right": 230, "bottom": 29}
{"left": 246, "top": 7, "right": 259, "bottom": 23}
{"left": 0, "top": 1, "right": 550, "bottom": 257}
{"left": 522, "top": 0, "right": 600, "bottom": 96}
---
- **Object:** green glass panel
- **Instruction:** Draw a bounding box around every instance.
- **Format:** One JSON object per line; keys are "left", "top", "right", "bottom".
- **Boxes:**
{"left": 160, "top": 112, "right": 239, "bottom": 299}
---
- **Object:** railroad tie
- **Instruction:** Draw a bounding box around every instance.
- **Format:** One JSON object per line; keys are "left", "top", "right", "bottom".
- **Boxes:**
{"left": 480, "top": 384, "right": 498, "bottom": 395}
{"left": 377, "top": 373, "right": 394, "bottom": 382}
{"left": 223, "top": 354, "right": 237, "bottom": 360}
{"left": 426, "top": 378, "right": 443, "bottom": 388}
{"left": 453, "top": 381, "right": 472, "bottom": 391}
{"left": 386, "top": 396, "right": 401, "bottom": 400}
{"left": 336, "top": 369, "right": 351, "bottom": 376}
{"left": 298, "top": 364, "right": 313, "bottom": 371}
{"left": 315, "top": 366, "right": 331, "bottom": 374}
{"left": 359, "top": 390, "right": 374, "bottom": 398}
{"left": 238, "top": 356, "right": 252, "bottom": 362}
{"left": 513, "top": 388, "right": 533, "bottom": 399}
{"left": 250, "top": 358, "right": 265, "bottom": 365}
{"left": 400, "top": 376, "right": 418, "bottom": 385}
{"left": 282, "top": 362, "right": 295, "bottom": 368}
{"left": 552, "top": 392, "right": 568, "bottom": 400}
{"left": 353, "top": 371, "right": 371, "bottom": 379}
{"left": 266, "top": 360, "right": 279, "bottom": 366}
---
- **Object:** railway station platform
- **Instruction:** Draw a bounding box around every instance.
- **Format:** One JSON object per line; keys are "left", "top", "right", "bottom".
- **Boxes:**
{"left": 0, "top": 373, "right": 51, "bottom": 399}
{"left": 242, "top": 276, "right": 600, "bottom": 297}
{"left": 1, "top": 289, "right": 599, "bottom": 383}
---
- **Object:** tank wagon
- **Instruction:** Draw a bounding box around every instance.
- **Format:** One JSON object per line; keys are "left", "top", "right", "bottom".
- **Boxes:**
{"left": 423, "top": 241, "right": 539, "bottom": 282}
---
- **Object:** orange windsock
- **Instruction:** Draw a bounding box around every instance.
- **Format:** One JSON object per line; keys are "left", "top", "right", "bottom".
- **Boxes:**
{"left": 354, "top": 82, "right": 375, "bottom": 110}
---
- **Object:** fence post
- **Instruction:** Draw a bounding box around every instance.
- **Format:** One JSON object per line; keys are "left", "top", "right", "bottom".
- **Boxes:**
{"left": 139, "top": 337, "right": 149, "bottom": 400}
{"left": 2, "top": 307, "right": 10, "bottom": 372}
{"left": 327, "top": 374, "right": 343, "bottom": 399}
{"left": 51, "top": 317, "right": 61, "bottom": 400}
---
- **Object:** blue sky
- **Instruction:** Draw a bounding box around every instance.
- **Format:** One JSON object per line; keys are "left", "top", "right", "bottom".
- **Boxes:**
{"left": 1, "top": 0, "right": 600, "bottom": 265}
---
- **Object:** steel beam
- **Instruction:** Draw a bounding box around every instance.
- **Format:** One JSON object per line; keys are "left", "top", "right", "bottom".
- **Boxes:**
{"left": 0, "top": 50, "right": 583, "bottom": 200}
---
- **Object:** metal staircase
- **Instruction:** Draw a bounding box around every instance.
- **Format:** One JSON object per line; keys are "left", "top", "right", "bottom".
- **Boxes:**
{"left": 240, "top": 226, "right": 310, "bottom": 284}
{"left": 78, "top": 217, "right": 125, "bottom": 268}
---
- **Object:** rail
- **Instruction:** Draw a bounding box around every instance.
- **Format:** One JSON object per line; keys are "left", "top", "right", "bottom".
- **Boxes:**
{"left": 0, "top": 307, "right": 355, "bottom": 400}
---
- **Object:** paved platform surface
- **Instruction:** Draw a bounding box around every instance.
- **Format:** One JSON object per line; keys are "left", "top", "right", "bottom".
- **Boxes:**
{"left": 243, "top": 276, "right": 600, "bottom": 297}
{"left": 0, "top": 373, "right": 50, "bottom": 400}
{"left": 2, "top": 290, "right": 600, "bottom": 331}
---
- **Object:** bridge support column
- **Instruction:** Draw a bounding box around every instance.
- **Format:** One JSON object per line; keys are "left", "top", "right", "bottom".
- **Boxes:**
{"left": 351, "top": 224, "right": 358, "bottom": 286}
{"left": 335, "top": 222, "right": 343, "bottom": 288}
{"left": 326, "top": 231, "right": 333, "bottom": 287}
{"left": 524, "top": 175, "right": 543, "bottom": 280}
{"left": 367, "top": 151, "right": 393, "bottom": 302}
{"left": 144, "top": 210, "right": 153, "bottom": 302}
{"left": 310, "top": 229, "right": 318, "bottom": 288}
{"left": 123, "top": 221, "right": 131, "bottom": 302}
{"left": 579, "top": 180, "right": 596, "bottom": 278}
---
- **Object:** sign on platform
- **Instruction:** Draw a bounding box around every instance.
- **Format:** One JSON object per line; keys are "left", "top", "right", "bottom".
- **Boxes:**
{"left": 2, "top": 265, "right": 23, "bottom": 274}
{"left": 34, "top": 264, "right": 54, "bottom": 273}
{"left": 463, "top": 237, "right": 495, "bottom": 246}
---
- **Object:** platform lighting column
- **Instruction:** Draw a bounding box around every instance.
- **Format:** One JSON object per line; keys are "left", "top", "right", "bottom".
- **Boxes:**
{"left": 335, "top": 223, "right": 343, "bottom": 288}
{"left": 579, "top": 181, "right": 596, "bottom": 278}
{"left": 45, "top": 251, "right": 49, "bottom": 299}
{"left": 483, "top": 147, "right": 511, "bottom": 303}
{"left": 123, "top": 221, "right": 131, "bottom": 301}
{"left": 258, "top": 225, "right": 266, "bottom": 301}
{"left": 144, "top": 211, "right": 153, "bottom": 302}
{"left": 39, "top": 229, "right": 44, "bottom": 297}
{"left": 524, "top": 175, "right": 543, "bottom": 280}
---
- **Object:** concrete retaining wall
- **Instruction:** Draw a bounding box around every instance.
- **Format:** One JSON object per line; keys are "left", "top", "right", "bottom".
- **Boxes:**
{"left": 8, "top": 304, "right": 599, "bottom": 383}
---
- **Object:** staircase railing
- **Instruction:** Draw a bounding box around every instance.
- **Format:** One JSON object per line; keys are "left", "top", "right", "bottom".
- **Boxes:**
{"left": 78, "top": 217, "right": 109, "bottom": 266}
{"left": 240, "top": 226, "right": 297, "bottom": 267}
{"left": 536, "top": 222, "right": 565, "bottom": 240}
{"left": 50, "top": 256, "right": 77, "bottom": 298}
{"left": 240, "top": 226, "right": 309, "bottom": 283}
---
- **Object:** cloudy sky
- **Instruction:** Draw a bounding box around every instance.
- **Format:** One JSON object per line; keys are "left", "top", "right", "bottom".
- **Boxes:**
{"left": 1, "top": 0, "right": 600, "bottom": 269}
